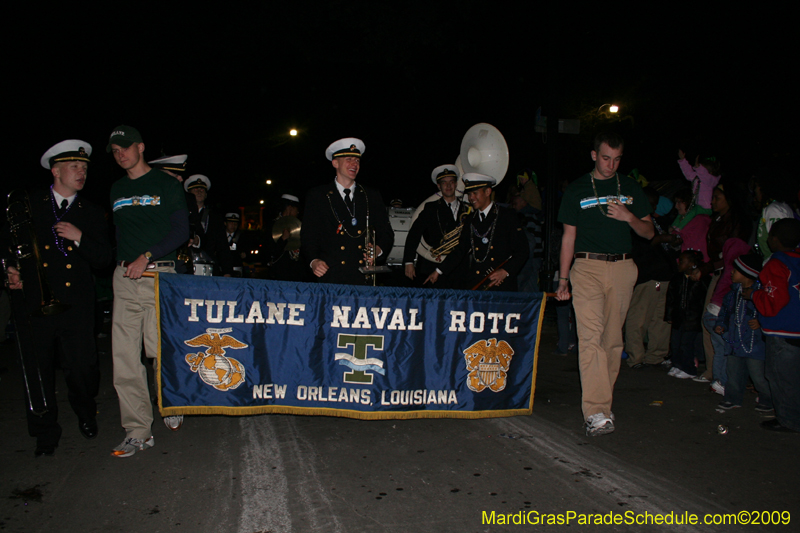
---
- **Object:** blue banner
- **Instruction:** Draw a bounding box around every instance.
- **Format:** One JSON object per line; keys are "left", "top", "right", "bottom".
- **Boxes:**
{"left": 155, "top": 274, "right": 545, "bottom": 420}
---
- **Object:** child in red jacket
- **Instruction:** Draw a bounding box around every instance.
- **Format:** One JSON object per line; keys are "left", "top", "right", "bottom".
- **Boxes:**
{"left": 749, "top": 219, "right": 800, "bottom": 432}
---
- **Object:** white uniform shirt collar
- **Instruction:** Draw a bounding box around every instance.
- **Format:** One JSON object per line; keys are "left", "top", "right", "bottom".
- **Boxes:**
{"left": 335, "top": 179, "right": 357, "bottom": 202}
{"left": 445, "top": 198, "right": 460, "bottom": 219}
{"left": 52, "top": 189, "right": 76, "bottom": 209}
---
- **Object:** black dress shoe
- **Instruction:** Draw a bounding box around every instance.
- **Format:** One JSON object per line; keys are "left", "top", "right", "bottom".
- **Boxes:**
{"left": 78, "top": 420, "right": 98, "bottom": 440}
{"left": 34, "top": 444, "right": 56, "bottom": 457}
{"left": 761, "top": 419, "right": 799, "bottom": 433}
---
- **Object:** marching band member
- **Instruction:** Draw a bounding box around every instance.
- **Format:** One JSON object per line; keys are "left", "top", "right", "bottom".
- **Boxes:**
{"left": 5, "top": 139, "right": 112, "bottom": 456}
{"left": 148, "top": 154, "right": 189, "bottom": 183}
{"left": 425, "top": 174, "right": 528, "bottom": 291}
{"left": 223, "top": 212, "right": 246, "bottom": 278}
{"left": 184, "top": 174, "right": 233, "bottom": 276}
{"left": 149, "top": 154, "right": 195, "bottom": 211}
{"left": 301, "top": 138, "right": 393, "bottom": 285}
{"left": 403, "top": 164, "right": 470, "bottom": 288}
{"left": 267, "top": 194, "right": 305, "bottom": 282}
{"left": 149, "top": 154, "right": 195, "bottom": 273}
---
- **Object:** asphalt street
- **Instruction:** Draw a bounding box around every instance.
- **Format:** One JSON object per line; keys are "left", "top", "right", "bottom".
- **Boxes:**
{"left": 1, "top": 307, "right": 797, "bottom": 532}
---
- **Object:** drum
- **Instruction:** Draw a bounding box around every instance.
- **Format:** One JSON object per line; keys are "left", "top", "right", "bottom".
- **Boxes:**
{"left": 193, "top": 262, "right": 214, "bottom": 276}
{"left": 386, "top": 207, "right": 414, "bottom": 266}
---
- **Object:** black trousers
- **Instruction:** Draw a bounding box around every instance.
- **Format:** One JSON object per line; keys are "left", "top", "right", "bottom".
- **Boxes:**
{"left": 670, "top": 327, "right": 701, "bottom": 376}
{"left": 22, "top": 309, "right": 100, "bottom": 446}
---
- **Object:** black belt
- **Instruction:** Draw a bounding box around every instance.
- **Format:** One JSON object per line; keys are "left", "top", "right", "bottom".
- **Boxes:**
{"left": 574, "top": 253, "right": 631, "bottom": 262}
{"left": 118, "top": 260, "right": 175, "bottom": 269}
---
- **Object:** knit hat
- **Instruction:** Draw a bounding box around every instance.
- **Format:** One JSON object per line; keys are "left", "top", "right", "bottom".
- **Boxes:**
{"left": 733, "top": 253, "right": 762, "bottom": 280}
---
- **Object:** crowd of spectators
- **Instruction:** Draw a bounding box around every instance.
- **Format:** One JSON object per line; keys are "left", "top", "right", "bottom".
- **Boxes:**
{"left": 538, "top": 148, "right": 800, "bottom": 434}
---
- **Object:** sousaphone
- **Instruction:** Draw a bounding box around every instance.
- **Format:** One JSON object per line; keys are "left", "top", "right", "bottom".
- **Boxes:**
{"left": 412, "top": 123, "right": 509, "bottom": 263}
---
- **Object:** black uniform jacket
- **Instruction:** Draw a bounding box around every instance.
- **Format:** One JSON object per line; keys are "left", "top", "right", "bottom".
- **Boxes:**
{"left": 13, "top": 190, "right": 112, "bottom": 314}
{"left": 301, "top": 181, "right": 394, "bottom": 285}
{"left": 403, "top": 198, "right": 470, "bottom": 266}
{"left": 437, "top": 203, "right": 528, "bottom": 291}
{"left": 225, "top": 230, "right": 245, "bottom": 271}
{"left": 191, "top": 206, "right": 233, "bottom": 275}
{"left": 266, "top": 218, "right": 306, "bottom": 282}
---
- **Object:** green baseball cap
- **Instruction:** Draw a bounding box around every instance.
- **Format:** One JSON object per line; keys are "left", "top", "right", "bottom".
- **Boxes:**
{"left": 106, "top": 125, "right": 143, "bottom": 152}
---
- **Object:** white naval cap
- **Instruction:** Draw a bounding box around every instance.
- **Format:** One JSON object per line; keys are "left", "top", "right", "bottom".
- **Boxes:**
{"left": 149, "top": 154, "right": 188, "bottom": 173}
{"left": 225, "top": 212, "right": 241, "bottom": 222}
{"left": 325, "top": 138, "right": 365, "bottom": 161}
{"left": 462, "top": 173, "right": 496, "bottom": 192}
{"left": 184, "top": 174, "right": 211, "bottom": 192}
{"left": 281, "top": 194, "right": 300, "bottom": 204}
{"left": 431, "top": 164, "right": 459, "bottom": 185}
{"left": 40, "top": 139, "right": 92, "bottom": 169}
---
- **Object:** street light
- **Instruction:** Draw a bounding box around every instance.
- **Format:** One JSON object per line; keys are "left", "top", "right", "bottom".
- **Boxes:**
{"left": 598, "top": 103, "right": 620, "bottom": 114}
{"left": 289, "top": 129, "right": 298, "bottom": 136}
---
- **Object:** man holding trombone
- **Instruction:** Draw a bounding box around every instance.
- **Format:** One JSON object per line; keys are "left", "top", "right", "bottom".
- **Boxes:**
{"left": 4, "top": 139, "right": 111, "bottom": 456}
{"left": 403, "top": 164, "right": 470, "bottom": 288}
{"left": 424, "top": 174, "right": 528, "bottom": 291}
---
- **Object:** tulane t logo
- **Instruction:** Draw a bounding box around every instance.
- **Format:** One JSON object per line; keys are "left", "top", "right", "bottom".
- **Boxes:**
{"left": 334, "top": 334, "right": 386, "bottom": 384}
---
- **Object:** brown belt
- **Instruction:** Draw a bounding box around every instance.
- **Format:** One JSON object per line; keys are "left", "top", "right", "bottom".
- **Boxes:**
{"left": 574, "top": 253, "right": 631, "bottom": 262}
{"left": 118, "top": 260, "right": 175, "bottom": 269}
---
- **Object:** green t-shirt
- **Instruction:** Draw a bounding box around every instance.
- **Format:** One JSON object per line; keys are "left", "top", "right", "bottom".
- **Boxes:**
{"left": 110, "top": 169, "right": 186, "bottom": 262}
{"left": 558, "top": 173, "right": 651, "bottom": 254}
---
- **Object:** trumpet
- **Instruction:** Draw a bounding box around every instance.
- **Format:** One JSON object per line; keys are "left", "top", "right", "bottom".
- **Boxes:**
{"left": 471, "top": 257, "right": 511, "bottom": 291}
{"left": 359, "top": 226, "right": 391, "bottom": 284}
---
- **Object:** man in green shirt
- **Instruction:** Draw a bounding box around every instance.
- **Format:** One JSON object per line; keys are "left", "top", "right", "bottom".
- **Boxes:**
{"left": 556, "top": 132, "right": 653, "bottom": 436}
{"left": 107, "top": 125, "right": 189, "bottom": 457}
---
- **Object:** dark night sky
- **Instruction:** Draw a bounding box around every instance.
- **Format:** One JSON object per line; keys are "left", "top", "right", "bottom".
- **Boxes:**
{"left": 5, "top": 5, "right": 795, "bottom": 218}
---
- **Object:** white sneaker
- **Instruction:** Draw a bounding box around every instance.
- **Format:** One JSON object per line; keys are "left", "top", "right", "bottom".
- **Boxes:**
{"left": 672, "top": 369, "right": 696, "bottom": 379}
{"left": 111, "top": 436, "right": 154, "bottom": 458}
{"left": 585, "top": 413, "right": 615, "bottom": 437}
{"left": 710, "top": 381, "right": 725, "bottom": 396}
{"left": 163, "top": 415, "right": 184, "bottom": 431}
{"left": 667, "top": 367, "right": 680, "bottom": 376}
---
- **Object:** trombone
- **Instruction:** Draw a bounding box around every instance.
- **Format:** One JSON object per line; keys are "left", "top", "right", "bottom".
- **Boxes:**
{"left": 7, "top": 190, "right": 69, "bottom": 316}
{"left": 428, "top": 207, "right": 472, "bottom": 260}
{"left": 411, "top": 123, "right": 508, "bottom": 264}
{"left": 4, "top": 189, "right": 62, "bottom": 416}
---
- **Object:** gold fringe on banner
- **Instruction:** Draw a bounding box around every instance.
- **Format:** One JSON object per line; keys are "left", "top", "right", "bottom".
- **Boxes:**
{"left": 158, "top": 405, "right": 535, "bottom": 420}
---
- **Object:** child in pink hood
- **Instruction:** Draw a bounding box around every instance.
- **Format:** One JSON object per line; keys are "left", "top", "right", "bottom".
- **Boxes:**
{"left": 678, "top": 149, "right": 721, "bottom": 211}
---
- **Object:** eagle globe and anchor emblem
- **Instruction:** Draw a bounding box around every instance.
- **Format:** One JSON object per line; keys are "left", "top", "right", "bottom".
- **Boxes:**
{"left": 462, "top": 338, "right": 515, "bottom": 393}
{"left": 184, "top": 328, "right": 248, "bottom": 391}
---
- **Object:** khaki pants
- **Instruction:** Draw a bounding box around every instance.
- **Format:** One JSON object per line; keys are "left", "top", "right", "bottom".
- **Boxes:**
{"left": 624, "top": 280, "right": 671, "bottom": 366}
{"left": 112, "top": 265, "right": 174, "bottom": 440}
{"left": 571, "top": 258, "right": 638, "bottom": 420}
